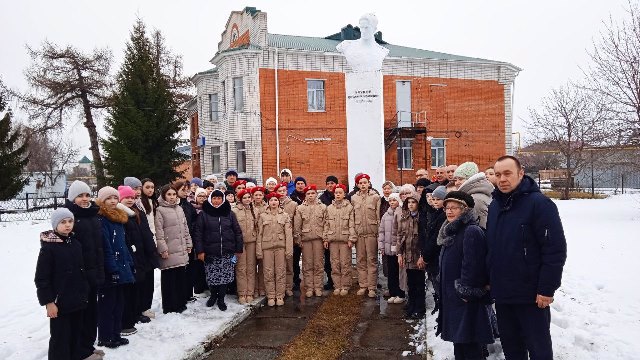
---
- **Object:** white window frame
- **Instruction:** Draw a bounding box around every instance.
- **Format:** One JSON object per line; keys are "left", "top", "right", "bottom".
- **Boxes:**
{"left": 235, "top": 141, "right": 246, "bottom": 173}
{"left": 307, "top": 79, "right": 326, "bottom": 112}
{"left": 209, "top": 94, "right": 218, "bottom": 122}
{"left": 233, "top": 77, "right": 243, "bottom": 112}
{"left": 431, "top": 138, "right": 446, "bottom": 168}
{"left": 211, "top": 145, "right": 221, "bottom": 173}
{"left": 397, "top": 138, "right": 414, "bottom": 170}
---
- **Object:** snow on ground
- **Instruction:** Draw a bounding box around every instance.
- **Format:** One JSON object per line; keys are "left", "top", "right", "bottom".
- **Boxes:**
{"left": 412, "top": 193, "right": 640, "bottom": 359}
{"left": 0, "top": 220, "right": 257, "bottom": 360}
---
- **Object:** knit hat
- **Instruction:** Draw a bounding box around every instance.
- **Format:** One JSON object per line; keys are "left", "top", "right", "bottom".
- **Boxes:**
{"left": 294, "top": 176, "right": 307, "bottom": 185}
{"left": 405, "top": 191, "right": 421, "bottom": 204}
{"left": 118, "top": 186, "right": 136, "bottom": 200}
{"left": 51, "top": 208, "right": 74, "bottom": 230}
{"left": 399, "top": 184, "right": 416, "bottom": 194}
{"left": 246, "top": 182, "right": 256, "bottom": 188}
{"left": 416, "top": 178, "right": 431, "bottom": 188}
{"left": 195, "top": 188, "right": 208, "bottom": 198}
{"left": 388, "top": 192, "right": 402, "bottom": 207}
{"left": 266, "top": 192, "right": 282, "bottom": 200}
{"left": 265, "top": 177, "right": 278, "bottom": 186}
{"left": 67, "top": 180, "right": 91, "bottom": 201}
{"left": 355, "top": 173, "right": 370, "bottom": 184}
{"left": 203, "top": 180, "right": 215, "bottom": 189}
{"left": 123, "top": 177, "right": 142, "bottom": 189}
{"left": 214, "top": 183, "right": 227, "bottom": 191}
{"left": 190, "top": 177, "right": 203, "bottom": 187}
{"left": 453, "top": 162, "right": 479, "bottom": 180}
{"left": 325, "top": 175, "right": 338, "bottom": 184}
{"left": 280, "top": 168, "right": 292, "bottom": 177}
{"left": 225, "top": 169, "right": 238, "bottom": 177}
{"left": 303, "top": 184, "right": 317, "bottom": 193}
{"left": 205, "top": 174, "right": 218, "bottom": 182}
{"left": 443, "top": 191, "right": 475, "bottom": 209}
{"left": 97, "top": 186, "right": 119, "bottom": 203}
{"left": 431, "top": 186, "right": 447, "bottom": 200}
{"left": 250, "top": 186, "right": 266, "bottom": 194}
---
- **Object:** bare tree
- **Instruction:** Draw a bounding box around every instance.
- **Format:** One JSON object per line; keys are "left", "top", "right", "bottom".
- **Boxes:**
{"left": 3, "top": 41, "right": 112, "bottom": 187}
{"left": 22, "top": 127, "right": 79, "bottom": 186}
{"left": 527, "top": 83, "right": 612, "bottom": 199}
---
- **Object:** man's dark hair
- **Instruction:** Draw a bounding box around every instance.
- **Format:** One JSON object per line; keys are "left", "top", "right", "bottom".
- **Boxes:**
{"left": 495, "top": 155, "right": 522, "bottom": 170}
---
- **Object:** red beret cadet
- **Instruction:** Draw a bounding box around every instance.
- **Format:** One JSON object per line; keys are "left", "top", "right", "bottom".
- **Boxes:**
{"left": 265, "top": 192, "right": 282, "bottom": 200}
{"left": 250, "top": 186, "right": 266, "bottom": 194}
{"left": 303, "top": 184, "right": 318, "bottom": 193}
{"left": 334, "top": 184, "right": 348, "bottom": 192}
{"left": 274, "top": 182, "right": 288, "bottom": 192}
{"left": 354, "top": 173, "right": 370, "bottom": 184}
{"left": 236, "top": 189, "right": 251, "bottom": 200}
{"left": 232, "top": 180, "right": 247, "bottom": 188}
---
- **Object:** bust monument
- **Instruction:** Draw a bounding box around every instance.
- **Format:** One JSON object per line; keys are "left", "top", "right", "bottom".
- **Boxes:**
{"left": 336, "top": 13, "right": 389, "bottom": 72}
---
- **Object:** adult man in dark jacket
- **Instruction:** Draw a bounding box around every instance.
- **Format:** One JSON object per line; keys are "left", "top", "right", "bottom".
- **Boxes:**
{"left": 487, "top": 155, "right": 567, "bottom": 360}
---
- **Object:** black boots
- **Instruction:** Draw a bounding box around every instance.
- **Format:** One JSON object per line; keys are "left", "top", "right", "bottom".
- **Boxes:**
{"left": 217, "top": 285, "right": 227, "bottom": 311}
{"left": 206, "top": 286, "right": 218, "bottom": 307}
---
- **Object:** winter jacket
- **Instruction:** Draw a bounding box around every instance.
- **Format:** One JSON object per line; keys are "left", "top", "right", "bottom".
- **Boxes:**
{"left": 155, "top": 197, "right": 193, "bottom": 270}
{"left": 351, "top": 190, "right": 381, "bottom": 236}
{"left": 378, "top": 206, "right": 399, "bottom": 256}
{"left": 179, "top": 198, "right": 198, "bottom": 235}
{"left": 142, "top": 198, "right": 157, "bottom": 236}
{"left": 286, "top": 181, "right": 295, "bottom": 196}
{"left": 396, "top": 210, "right": 422, "bottom": 269}
{"left": 257, "top": 208, "right": 293, "bottom": 258}
{"left": 486, "top": 175, "right": 567, "bottom": 304}
{"left": 423, "top": 206, "right": 445, "bottom": 273}
{"left": 65, "top": 200, "right": 105, "bottom": 287}
{"left": 319, "top": 190, "right": 334, "bottom": 206}
{"left": 379, "top": 196, "right": 390, "bottom": 221}
{"left": 437, "top": 209, "right": 494, "bottom": 344}
{"left": 290, "top": 190, "right": 305, "bottom": 205}
{"left": 253, "top": 201, "right": 268, "bottom": 218}
{"left": 294, "top": 202, "right": 326, "bottom": 244}
{"left": 280, "top": 196, "right": 298, "bottom": 221}
{"left": 121, "top": 204, "right": 159, "bottom": 282}
{"left": 232, "top": 203, "right": 258, "bottom": 244}
{"left": 323, "top": 200, "right": 356, "bottom": 243}
{"left": 458, "top": 172, "right": 494, "bottom": 229}
{"left": 97, "top": 204, "right": 136, "bottom": 286}
{"left": 193, "top": 200, "right": 243, "bottom": 258}
{"left": 34, "top": 231, "right": 89, "bottom": 314}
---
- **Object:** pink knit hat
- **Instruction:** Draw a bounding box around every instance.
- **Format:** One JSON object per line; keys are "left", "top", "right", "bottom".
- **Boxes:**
{"left": 97, "top": 186, "right": 119, "bottom": 203}
{"left": 117, "top": 185, "right": 136, "bottom": 200}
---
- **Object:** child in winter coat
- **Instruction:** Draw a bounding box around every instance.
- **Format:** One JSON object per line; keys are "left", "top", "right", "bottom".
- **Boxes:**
{"left": 294, "top": 185, "right": 327, "bottom": 297}
{"left": 35, "top": 208, "right": 90, "bottom": 360}
{"left": 350, "top": 173, "right": 380, "bottom": 298}
{"left": 96, "top": 186, "right": 136, "bottom": 349}
{"left": 423, "top": 186, "right": 447, "bottom": 311}
{"left": 323, "top": 184, "right": 356, "bottom": 295}
{"left": 257, "top": 192, "right": 293, "bottom": 307}
{"left": 251, "top": 186, "right": 268, "bottom": 296}
{"left": 232, "top": 189, "right": 259, "bottom": 304}
{"left": 378, "top": 192, "right": 406, "bottom": 304}
{"left": 139, "top": 178, "right": 158, "bottom": 320}
{"left": 155, "top": 184, "right": 193, "bottom": 314}
{"left": 274, "top": 182, "right": 298, "bottom": 297}
{"left": 64, "top": 180, "right": 105, "bottom": 359}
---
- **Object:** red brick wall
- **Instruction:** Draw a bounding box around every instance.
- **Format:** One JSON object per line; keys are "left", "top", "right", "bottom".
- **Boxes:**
{"left": 259, "top": 69, "right": 506, "bottom": 188}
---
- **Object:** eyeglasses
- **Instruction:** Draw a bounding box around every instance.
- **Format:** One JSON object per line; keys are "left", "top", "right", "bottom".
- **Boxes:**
{"left": 444, "top": 206, "right": 464, "bottom": 212}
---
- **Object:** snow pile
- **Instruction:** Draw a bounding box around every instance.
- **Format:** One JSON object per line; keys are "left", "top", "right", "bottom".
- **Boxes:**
{"left": 0, "top": 220, "right": 257, "bottom": 360}
{"left": 412, "top": 193, "right": 640, "bottom": 359}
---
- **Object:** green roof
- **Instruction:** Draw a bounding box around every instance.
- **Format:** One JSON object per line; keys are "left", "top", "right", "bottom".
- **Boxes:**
{"left": 267, "top": 33, "right": 509, "bottom": 66}
{"left": 78, "top": 156, "right": 92, "bottom": 164}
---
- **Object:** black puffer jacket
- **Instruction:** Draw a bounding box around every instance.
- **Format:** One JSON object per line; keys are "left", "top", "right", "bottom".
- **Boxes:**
{"left": 423, "top": 206, "right": 446, "bottom": 273}
{"left": 65, "top": 200, "right": 105, "bottom": 287}
{"left": 121, "top": 204, "right": 159, "bottom": 281}
{"left": 34, "top": 231, "right": 89, "bottom": 314}
{"left": 179, "top": 198, "right": 198, "bottom": 261}
{"left": 193, "top": 200, "right": 243, "bottom": 258}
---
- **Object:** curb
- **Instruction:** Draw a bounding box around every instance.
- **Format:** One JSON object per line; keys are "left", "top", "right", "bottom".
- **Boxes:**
{"left": 181, "top": 297, "right": 266, "bottom": 360}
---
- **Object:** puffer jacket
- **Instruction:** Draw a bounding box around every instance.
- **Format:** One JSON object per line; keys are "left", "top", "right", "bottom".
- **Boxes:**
{"left": 155, "top": 197, "right": 193, "bottom": 270}
{"left": 257, "top": 208, "right": 293, "bottom": 258}
{"left": 121, "top": 204, "right": 159, "bottom": 282}
{"left": 193, "top": 200, "right": 243, "bottom": 258}
{"left": 65, "top": 200, "right": 105, "bottom": 287}
{"left": 396, "top": 208, "right": 422, "bottom": 269}
{"left": 34, "top": 231, "right": 89, "bottom": 314}
{"left": 458, "top": 172, "right": 494, "bottom": 229}
{"left": 378, "top": 206, "right": 399, "bottom": 255}
{"left": 232, "top": 203, "right": 258, "bottom": 243}
{"left": 294, "top": 202, "right": 326, "bottom": 244}
{"left": 97, "top": 203, "right": 136, "bottom": 286}
{"left": 323, "top": 200, "right": 356, "bottom": 243}
{"left": 351, "top": 190, "right": 380, "bottom": 236}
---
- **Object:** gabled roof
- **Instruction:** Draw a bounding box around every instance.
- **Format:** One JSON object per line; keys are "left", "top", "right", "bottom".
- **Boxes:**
{"left": 78, "top": 156, "right": 92, "bottom": 164}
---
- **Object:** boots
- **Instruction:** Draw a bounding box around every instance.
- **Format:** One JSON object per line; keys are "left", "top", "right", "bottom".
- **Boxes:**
{"left": 206, "top": 286, "right": 219, "bottom": 307}
{"left": 217, "top": 284, "right": 228, "bottom": 311}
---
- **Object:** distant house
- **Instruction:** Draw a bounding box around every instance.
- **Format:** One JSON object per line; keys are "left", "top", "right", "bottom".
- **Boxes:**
{"left": 175, "top": 144, "right": 193, "bottom": 180}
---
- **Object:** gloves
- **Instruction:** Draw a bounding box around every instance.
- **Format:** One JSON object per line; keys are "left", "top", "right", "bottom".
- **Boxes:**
{"left": 110, "top": 273, "right": 120, "bottom": 285}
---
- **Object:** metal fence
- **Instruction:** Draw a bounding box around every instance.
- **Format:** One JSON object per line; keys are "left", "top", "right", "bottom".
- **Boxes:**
{"left": 0, "top": 193, "right": 66, "bottom": 222}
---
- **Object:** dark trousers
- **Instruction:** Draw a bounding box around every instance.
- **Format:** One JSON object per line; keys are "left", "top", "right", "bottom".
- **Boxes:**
{"left": 49, "top": 310, "right": 83, "bottom": 360}
{"left": 209, "top": 284, "right": 228, "bottom": 303}
{"left": 139, "top": 269, "right": 155, "bottom": 312}
{"left": 406, "top": 269, "right": 426, "bottom": 315}
{"left": 324, "top": 248, "right": 333, "bottom": 287}
{"left": 495, "top": 303, "right": 553, "bottom": 360}
{"left": 293, "top": 244, "right": 302, "bottom": 289}
{"left": 98, "top": 285, "right": 124, "bottom": 342}
{"left": 122, "top": 283, "right": 140, "bottom": 329}
{"left": 78, "top": 286, "right": 98, "bottom": 358}
{"left": 188, "top": 257, "right": 207, "bottom": 294}
{"left": 161, "top": 266, "right": 188, "bottom": 313}
{"left": 385, "top": 255, "right": 405, "bottom": 298}
{"left": 453, "top": 342, "right": 484, "bottom": 360}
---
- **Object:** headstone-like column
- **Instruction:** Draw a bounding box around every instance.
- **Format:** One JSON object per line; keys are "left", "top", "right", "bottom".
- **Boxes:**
{"left": 337, "top": 13, "right": 389, "bottom": 190}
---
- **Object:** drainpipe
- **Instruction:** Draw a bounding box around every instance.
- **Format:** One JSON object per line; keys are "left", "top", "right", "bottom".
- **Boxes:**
{"left": 275, "top": 47, "right": 281, "bottom": 174}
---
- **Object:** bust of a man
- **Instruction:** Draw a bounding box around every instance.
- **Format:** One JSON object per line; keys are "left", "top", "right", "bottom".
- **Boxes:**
{"left": 336, "top": 13, "right": 389, "bottom": 72}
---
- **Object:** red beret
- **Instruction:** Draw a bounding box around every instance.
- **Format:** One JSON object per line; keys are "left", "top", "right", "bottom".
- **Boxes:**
{"left": 265, "top": 192, "right": 282, "bottom": 200}
{"left": 232, "top": 180, "right": 247, "bottom": 188}
{"left": 355, "top": 173, "right": 370, "bottom": 184}
{"left": 303, "top": 184, "right": 317, "bottom": 193}
{"left": 274, "top": 182, "right": 288, "bottom": 192}
{"left": 250, "top": 186, "right": 266, "bottom": 194}
{"left": 334, "top": 184, "right": 348, "bottom": 192}
{"left": 236, "top": 189, "right": 251, "bottom": 200}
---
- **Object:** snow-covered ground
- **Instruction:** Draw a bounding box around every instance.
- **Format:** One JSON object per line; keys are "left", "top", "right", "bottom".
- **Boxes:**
{"left": 0, "top": 220, "right": 258, "bottom": 360}
{"left": 412, "top": 193, "right": 640, "bottom": 359}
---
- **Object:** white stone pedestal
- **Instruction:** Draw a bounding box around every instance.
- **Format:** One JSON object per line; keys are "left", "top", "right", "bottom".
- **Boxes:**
{"left": 345, "top": 70, "right": 385, "bottom": 190}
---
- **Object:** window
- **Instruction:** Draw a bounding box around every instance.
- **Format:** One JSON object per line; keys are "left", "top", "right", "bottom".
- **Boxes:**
{"left": 307, "top": 80, "right": 325, "bottom": 111}
{"left": 211, "top": 146, "right": 221, "bottom": 173}
{"left": 209, "top": 94, "right": 218, "bottom": 121}
{"left": 431, "top": 139, "right": 446, "bottom": 168}
{"left": 235, "top": 141, "right": 246, "bottom": 173}
{"left": 221, "top": 81, "right": 226, "bottom": 112}
{"left": 233, "top": 77, "right": 243, "bottom": 111}
{"left": 397, "top": 138, "right": 413, "bottom": 170}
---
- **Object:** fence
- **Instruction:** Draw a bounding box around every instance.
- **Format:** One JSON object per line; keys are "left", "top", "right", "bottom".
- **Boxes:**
{"left": 0, "top": 193, "right": 67, "bottom": 222}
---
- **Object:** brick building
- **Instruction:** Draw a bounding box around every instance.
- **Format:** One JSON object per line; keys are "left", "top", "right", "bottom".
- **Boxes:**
{"left": 191, "top": 7, "right": 520, "bottom": 187}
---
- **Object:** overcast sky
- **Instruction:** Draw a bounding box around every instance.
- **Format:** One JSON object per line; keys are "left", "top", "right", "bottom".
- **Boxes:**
{"left": 0, "top": 0, "right": 630, "bottom": 158}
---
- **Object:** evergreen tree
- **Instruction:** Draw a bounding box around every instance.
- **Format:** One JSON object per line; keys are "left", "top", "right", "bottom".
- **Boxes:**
{"left": 0, "top": 91, "right": 29, "bottom": 200}
{"left": 102, "top": 19, "right": 187, "bottom": 186}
